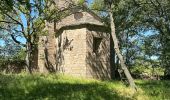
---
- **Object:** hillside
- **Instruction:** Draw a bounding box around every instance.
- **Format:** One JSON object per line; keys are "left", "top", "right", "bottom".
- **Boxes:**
{"left": 0, "top": 73, "right": 169, "bottom": 100}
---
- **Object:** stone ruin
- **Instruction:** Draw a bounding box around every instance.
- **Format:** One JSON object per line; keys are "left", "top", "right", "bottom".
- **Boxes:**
{"left": 37, "top": 0, "right": 114, "bottom": 79}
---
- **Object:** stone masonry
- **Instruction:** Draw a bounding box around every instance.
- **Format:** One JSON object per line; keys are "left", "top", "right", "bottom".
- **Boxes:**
{"left": 37, "top": 0, "right": 113, "bottom": 79}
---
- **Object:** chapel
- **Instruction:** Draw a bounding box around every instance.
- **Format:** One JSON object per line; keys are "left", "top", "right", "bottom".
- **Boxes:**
{"left": 37, "top": 0, "right": 114, "bottom": 79}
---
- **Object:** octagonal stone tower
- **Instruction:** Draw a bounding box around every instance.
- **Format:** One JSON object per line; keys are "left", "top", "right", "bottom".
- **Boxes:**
{"left": 37, "top": 0, "right": 113, "bottom": 79}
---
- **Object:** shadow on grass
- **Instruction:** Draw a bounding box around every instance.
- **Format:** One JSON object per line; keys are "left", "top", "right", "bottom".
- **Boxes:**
{"left": 26, "top": 83, "right": 122, "bottom": 100}
{"left": 0, "top": 74, "right": 131, "bottom": 100}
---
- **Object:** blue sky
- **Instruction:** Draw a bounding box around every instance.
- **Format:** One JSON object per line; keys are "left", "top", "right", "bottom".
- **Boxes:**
{"left": 87, "top": 0, "right": 93, "bottom": 4}
{"left": 0, "top": 40, "right": 4, "bottom": 46}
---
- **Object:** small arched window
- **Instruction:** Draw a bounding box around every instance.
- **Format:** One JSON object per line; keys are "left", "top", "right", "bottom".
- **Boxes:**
{"left": 74, "top": 12, "right": 83, "bottom": 20}
{"left": 93, "top": 37, "right": 102, "bottom": 54}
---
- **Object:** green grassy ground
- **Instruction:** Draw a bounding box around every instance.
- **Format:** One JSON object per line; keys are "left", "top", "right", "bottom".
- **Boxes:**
{"left": 0, "top": 73, "right": 169, "bottom": 100}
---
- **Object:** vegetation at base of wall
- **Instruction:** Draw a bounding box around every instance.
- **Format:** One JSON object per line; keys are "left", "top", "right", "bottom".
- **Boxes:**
{"left": 0, "top": 73, "right": 169, "bottom": 100}
{"left": 0, "top": 49, "right": 26, "bottom": 73}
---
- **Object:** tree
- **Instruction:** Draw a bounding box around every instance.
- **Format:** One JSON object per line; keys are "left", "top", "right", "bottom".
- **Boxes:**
{"left": 103, "top": 0, "right": 137, "bottom": 89}
{"left": 0, "top": 0, "right": 55, "bottom": 73}
{"left": 130, "top": 0, "right": 170, "bottom": 77}
{"left": 0, "top": 33, "right": 22, "bottom": 57}
{"left": 90, "top": 0, "right": 138, "bottom": 88}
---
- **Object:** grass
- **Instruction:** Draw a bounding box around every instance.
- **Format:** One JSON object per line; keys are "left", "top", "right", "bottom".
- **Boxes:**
{"left": 0, "top": 73, "right": 170, "bottom": 100}
{"left": 136, "top": 80, "right": 170, "bottom": 100}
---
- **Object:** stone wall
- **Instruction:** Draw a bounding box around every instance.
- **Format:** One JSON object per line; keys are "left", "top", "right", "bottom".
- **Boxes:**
{"left": 0, "top": 60, "right": 26, "bottom": 73}
{"left": 38, "top": 22, "right": 56, "bottom": 73}
{"left": 55, "top": 25, "right": 111, "bottom": 79}
{"left": 86, "top": 28, "right": 111, "bottom": 79}
{"left": 56, "top": 28, "right": 87, "bottom": 77}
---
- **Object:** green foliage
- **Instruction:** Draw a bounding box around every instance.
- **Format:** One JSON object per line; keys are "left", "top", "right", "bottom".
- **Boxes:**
{"left": 0, "top": 57, "right": 6, "bottom": 67}
{"left": 12, "top": 49, "right": 26, "bottom": 61}
{"left": 129, "top": 0, "right": 170, "bottom": 74}
{"left": 0, "top": 49, "right": 26, "bottom": 71}
{"left": 0, "top": 0, "right": 13, "bottom": 12}
{"left": 91, "top": 0, "right": 170, "bottom": 75}
{"left": 0, "top": 0, "right": 56, "bottom": 72}
{"left": 131, "top": 65, "right": 164, "bottom": 77}
{"left": 0, "top": 0, "right": 55, "bottom": 46}
{"left": 77, "top": 0, "right": 85, "bottom": 5}
{"left": 91, "top": 0, "right": 105, "bottom": 10}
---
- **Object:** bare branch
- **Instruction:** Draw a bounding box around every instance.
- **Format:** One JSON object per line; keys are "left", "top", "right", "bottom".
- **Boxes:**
{"left": 10, "top": 34, "right": 22, "bottom": 44}
{"left": 0, "top": 27, "right": 11, "bottom": 32}
{"left": 5, "top": 13, "right": 22, "bottom": 26}
{"left": 10, "top": 34, "right": 26, "bottom": 47}
{"left": 0, "top": 27, "right": 26, "bottom": 47}
{"left": 0, "top": 20, "right": 18, "bottom": 24}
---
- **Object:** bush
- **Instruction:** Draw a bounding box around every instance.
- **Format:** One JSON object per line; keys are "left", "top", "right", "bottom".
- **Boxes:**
{"left": 130, "top": 65, "right": 164, "bottom": 79}
{"left": 0, "top": 49, "right": 26, "bottom": 73}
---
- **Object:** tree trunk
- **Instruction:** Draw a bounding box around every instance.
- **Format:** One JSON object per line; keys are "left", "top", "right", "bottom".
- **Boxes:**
{"left": 109, "top": 11, "right": 137, "bottom": 90}
{"left": 125, "top": 32, "right": 129, "bottom": 66}
{"left": 25, "top": 42, "right": 32, "bottom": 74}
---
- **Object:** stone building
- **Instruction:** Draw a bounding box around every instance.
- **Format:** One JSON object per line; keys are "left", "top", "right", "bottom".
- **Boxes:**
{"left": 37, "top": 0, "right": 114, "bottom": 79}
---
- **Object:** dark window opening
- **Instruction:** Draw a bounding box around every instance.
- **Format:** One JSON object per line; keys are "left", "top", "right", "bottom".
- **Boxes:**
{"left": 93, "top": 37, "right": 102, "bottom": 53}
